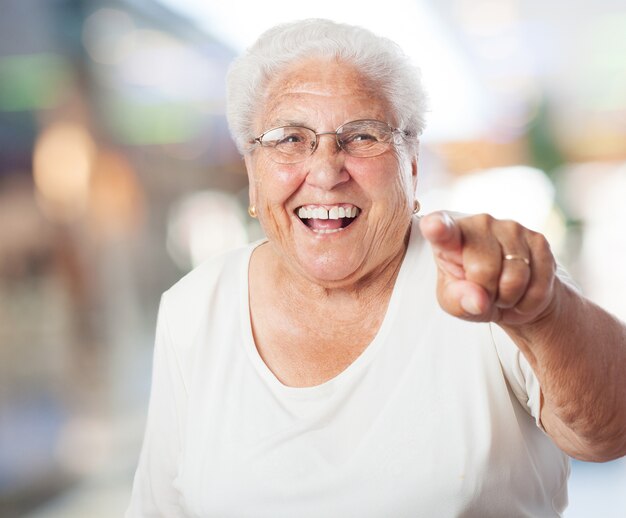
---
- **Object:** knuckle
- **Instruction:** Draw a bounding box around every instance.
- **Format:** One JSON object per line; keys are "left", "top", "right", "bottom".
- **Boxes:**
{"left": 473, "top": 213, "right": 494, "bottom": 230}
{"left": 525, "top": 282, "right": 552, "bottom": 305}
{"left": 463, "top": 212, "right": 495, "bottom": 233}
{"left": 528, "top": 231, "right": 551, "bottom": 253}
{"left": 499, "top": 272, "right": 527, "bottom": 296}
{"left": 465, "top": 260, "right": 497, "bottom": 283}
{"left": 500, "top": 219, "right": 525, "bottom": 238}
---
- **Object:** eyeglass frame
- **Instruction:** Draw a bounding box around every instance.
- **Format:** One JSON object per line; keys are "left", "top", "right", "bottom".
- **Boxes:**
{"left": 248, "top": 119, "right": 415, "bottom": 164}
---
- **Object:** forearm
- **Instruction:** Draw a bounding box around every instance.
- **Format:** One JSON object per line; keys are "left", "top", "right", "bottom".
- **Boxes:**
{"left": 419, "top": 212, "right": 626, "bottom": 460}
{"left": 502, "top": 280, "right": 626, "bottom": 461}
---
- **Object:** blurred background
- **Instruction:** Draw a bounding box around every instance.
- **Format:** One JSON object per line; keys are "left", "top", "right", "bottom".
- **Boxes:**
{"left": 0, "top": 0, "right": 625, "bottom": 516}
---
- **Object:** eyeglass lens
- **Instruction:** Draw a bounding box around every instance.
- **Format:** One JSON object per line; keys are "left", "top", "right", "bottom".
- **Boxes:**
{"left": 258, "top": 120, "right": 395, "bottom": 164}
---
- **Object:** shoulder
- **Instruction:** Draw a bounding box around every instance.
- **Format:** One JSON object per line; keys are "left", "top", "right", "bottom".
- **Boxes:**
{"left": 158, "top": 243, "right": 257, "bottom": 349}
{"left": 165, "top": 245, "right": 245, "bottom": 301}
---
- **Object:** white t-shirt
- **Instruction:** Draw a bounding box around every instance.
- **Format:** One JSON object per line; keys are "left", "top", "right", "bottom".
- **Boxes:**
{"left": 127, "top": 217, "right": 569, "bottom": 517}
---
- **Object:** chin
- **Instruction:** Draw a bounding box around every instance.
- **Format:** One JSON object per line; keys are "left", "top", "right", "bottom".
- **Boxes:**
{"left": 295, "top": 251, "right": 363, "bottom": 286}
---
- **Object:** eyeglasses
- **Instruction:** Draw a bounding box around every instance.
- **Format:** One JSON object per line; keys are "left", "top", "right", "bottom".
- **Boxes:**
{"left": 249, "top": 119, "right": 413, "bottom": 164}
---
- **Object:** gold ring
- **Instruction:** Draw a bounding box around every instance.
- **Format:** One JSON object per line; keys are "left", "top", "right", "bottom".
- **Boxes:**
{"left": 503, "top": 254, "right": 530, "bottom": 266}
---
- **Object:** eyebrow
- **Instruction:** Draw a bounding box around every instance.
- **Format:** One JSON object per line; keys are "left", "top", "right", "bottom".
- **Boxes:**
{"left": 267, "top": 119, "right": 308, "bottom": 128}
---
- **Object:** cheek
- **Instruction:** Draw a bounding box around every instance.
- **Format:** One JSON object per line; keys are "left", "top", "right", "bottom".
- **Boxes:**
{"left": 390, "top": 157, "right": 416, "bottom": 201}
{"left": 273, "top": 168, "right": 298, "bottom": 186}
{"left": 253, "top": 163, "right": 301, "bottom": 204}
{"left": 361, "top": 158, "right": 413, "bottom": 203}
{"left": 256, "top": 169, "right": 302, "bottom": 210}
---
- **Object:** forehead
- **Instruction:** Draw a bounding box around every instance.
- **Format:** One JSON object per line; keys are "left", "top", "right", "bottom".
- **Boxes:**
{"left": 259, "top": 58, "right": 392, "bottom": 129}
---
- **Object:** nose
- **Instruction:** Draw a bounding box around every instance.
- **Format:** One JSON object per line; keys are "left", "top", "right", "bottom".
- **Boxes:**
{"left": 305, "top": 133, "right": 349, "bottom": 190}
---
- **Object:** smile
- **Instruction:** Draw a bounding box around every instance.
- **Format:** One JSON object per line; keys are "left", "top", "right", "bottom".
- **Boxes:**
{"left": 295, "top": 204, "right": 361, "bottom": 234}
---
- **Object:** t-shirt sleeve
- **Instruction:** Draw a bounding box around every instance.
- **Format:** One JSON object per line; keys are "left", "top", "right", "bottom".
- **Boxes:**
{"left": 490, "top": 323, "right": 543, "bottom": 427}
{"left": 126, "top": 292, "right": 187, "bottom": 517}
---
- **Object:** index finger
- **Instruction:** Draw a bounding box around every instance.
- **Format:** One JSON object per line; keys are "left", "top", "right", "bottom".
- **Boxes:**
{"left": 419, "top": 211, "right": 465, "bottom": 279}
{"left": 419, "top": 211, "right": 461, "bottom": 253}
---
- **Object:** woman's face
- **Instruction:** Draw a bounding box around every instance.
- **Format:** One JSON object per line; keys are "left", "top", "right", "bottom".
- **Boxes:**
{"left": 245, "top": 58, "right": 418, "bottom": 288}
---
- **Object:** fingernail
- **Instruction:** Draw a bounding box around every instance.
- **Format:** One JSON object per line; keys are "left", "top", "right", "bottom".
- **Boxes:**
{"left": 440, "top": 211, "right": 453, "bottom": 227}
{"left": 461, "top": 296, "right": 482, "bottom": 315}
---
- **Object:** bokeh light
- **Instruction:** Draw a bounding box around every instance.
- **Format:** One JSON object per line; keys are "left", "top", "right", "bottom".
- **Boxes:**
{"left": 166, "top": 190, "right": 248, "bottom": 269}
{"left": 33, "top": 122, "right": 95, "bottom": 223}
{"left": 88, "top": 150, "right": 145, "bottom": 240}
{"left": 82, "top": 8, "right": 136, "bottom": 66}
{"left": 0, "top": 53, "right": 72, "bottom": 112}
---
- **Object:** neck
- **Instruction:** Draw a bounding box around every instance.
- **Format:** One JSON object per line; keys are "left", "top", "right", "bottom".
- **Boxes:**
{"left": 253, "top": 229, "right": 411, "bottom": 309}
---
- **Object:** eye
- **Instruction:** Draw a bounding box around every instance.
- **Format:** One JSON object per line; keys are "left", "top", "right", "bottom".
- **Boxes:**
{"left": 339, "top": 120, "right": 391, "bottom": 147}
{"left": 349, "top": 133, "right": 378, "bottom": 142}
{"left": 277, "top": 133, "right": 306, "bottom": 145}
{"left": 261, "top": 127, "right": 312, "bottom": 148}
{"left": 341, "top": 131, "right": 381, "bottom": 148}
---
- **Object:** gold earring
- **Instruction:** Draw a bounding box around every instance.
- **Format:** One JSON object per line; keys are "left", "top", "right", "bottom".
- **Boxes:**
{"left": 247, "top": 205, "right": 257, "bottom": 218}
{"left": 412, "top": 199, "right": 421, "bottom": 215}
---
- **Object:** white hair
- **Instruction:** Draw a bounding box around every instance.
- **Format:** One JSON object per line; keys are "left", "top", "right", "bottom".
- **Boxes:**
{"left": 226, "top": 18, "right": 428, "bottom": 154}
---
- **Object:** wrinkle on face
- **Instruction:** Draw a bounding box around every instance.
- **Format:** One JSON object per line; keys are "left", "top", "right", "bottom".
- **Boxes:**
{"left": 259, "top": 58, "right": 393, "bottom": 134}
{"left": 245, "top": 57, "right": 417, "bottom": 291}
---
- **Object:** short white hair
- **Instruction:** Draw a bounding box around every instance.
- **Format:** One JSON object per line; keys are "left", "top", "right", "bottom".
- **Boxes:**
{"left": 226, "top": 18, "right": 428, "bottom": 154}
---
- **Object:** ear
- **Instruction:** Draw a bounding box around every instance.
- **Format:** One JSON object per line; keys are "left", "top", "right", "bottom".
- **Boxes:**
{"left": 410, "top": 153, "right": 418, "bottom": 193}
{"left": 244, "top": 154, "right": 257, "bottom": 208}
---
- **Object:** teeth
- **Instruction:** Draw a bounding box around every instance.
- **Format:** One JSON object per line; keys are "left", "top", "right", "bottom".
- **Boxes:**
{"left": 297, "top": 205, "right": 360, "bottom": 220}
{"left": 312, "top": 227, "right": 345, "bottom": 234}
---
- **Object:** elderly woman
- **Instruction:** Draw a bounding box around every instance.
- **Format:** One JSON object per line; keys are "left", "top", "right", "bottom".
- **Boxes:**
{"left": 127, "top": 19, "right": 626, "bottom": 517}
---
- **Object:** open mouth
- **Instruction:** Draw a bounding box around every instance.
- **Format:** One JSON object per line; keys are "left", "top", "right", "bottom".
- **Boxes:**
{"left": 295, "top": 204, "right": 361, "bottom": 234}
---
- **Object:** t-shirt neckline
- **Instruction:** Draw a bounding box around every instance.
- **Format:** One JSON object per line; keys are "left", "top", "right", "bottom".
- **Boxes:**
{"left": 239, "top": 217, "right": 422, "bottom": 399}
